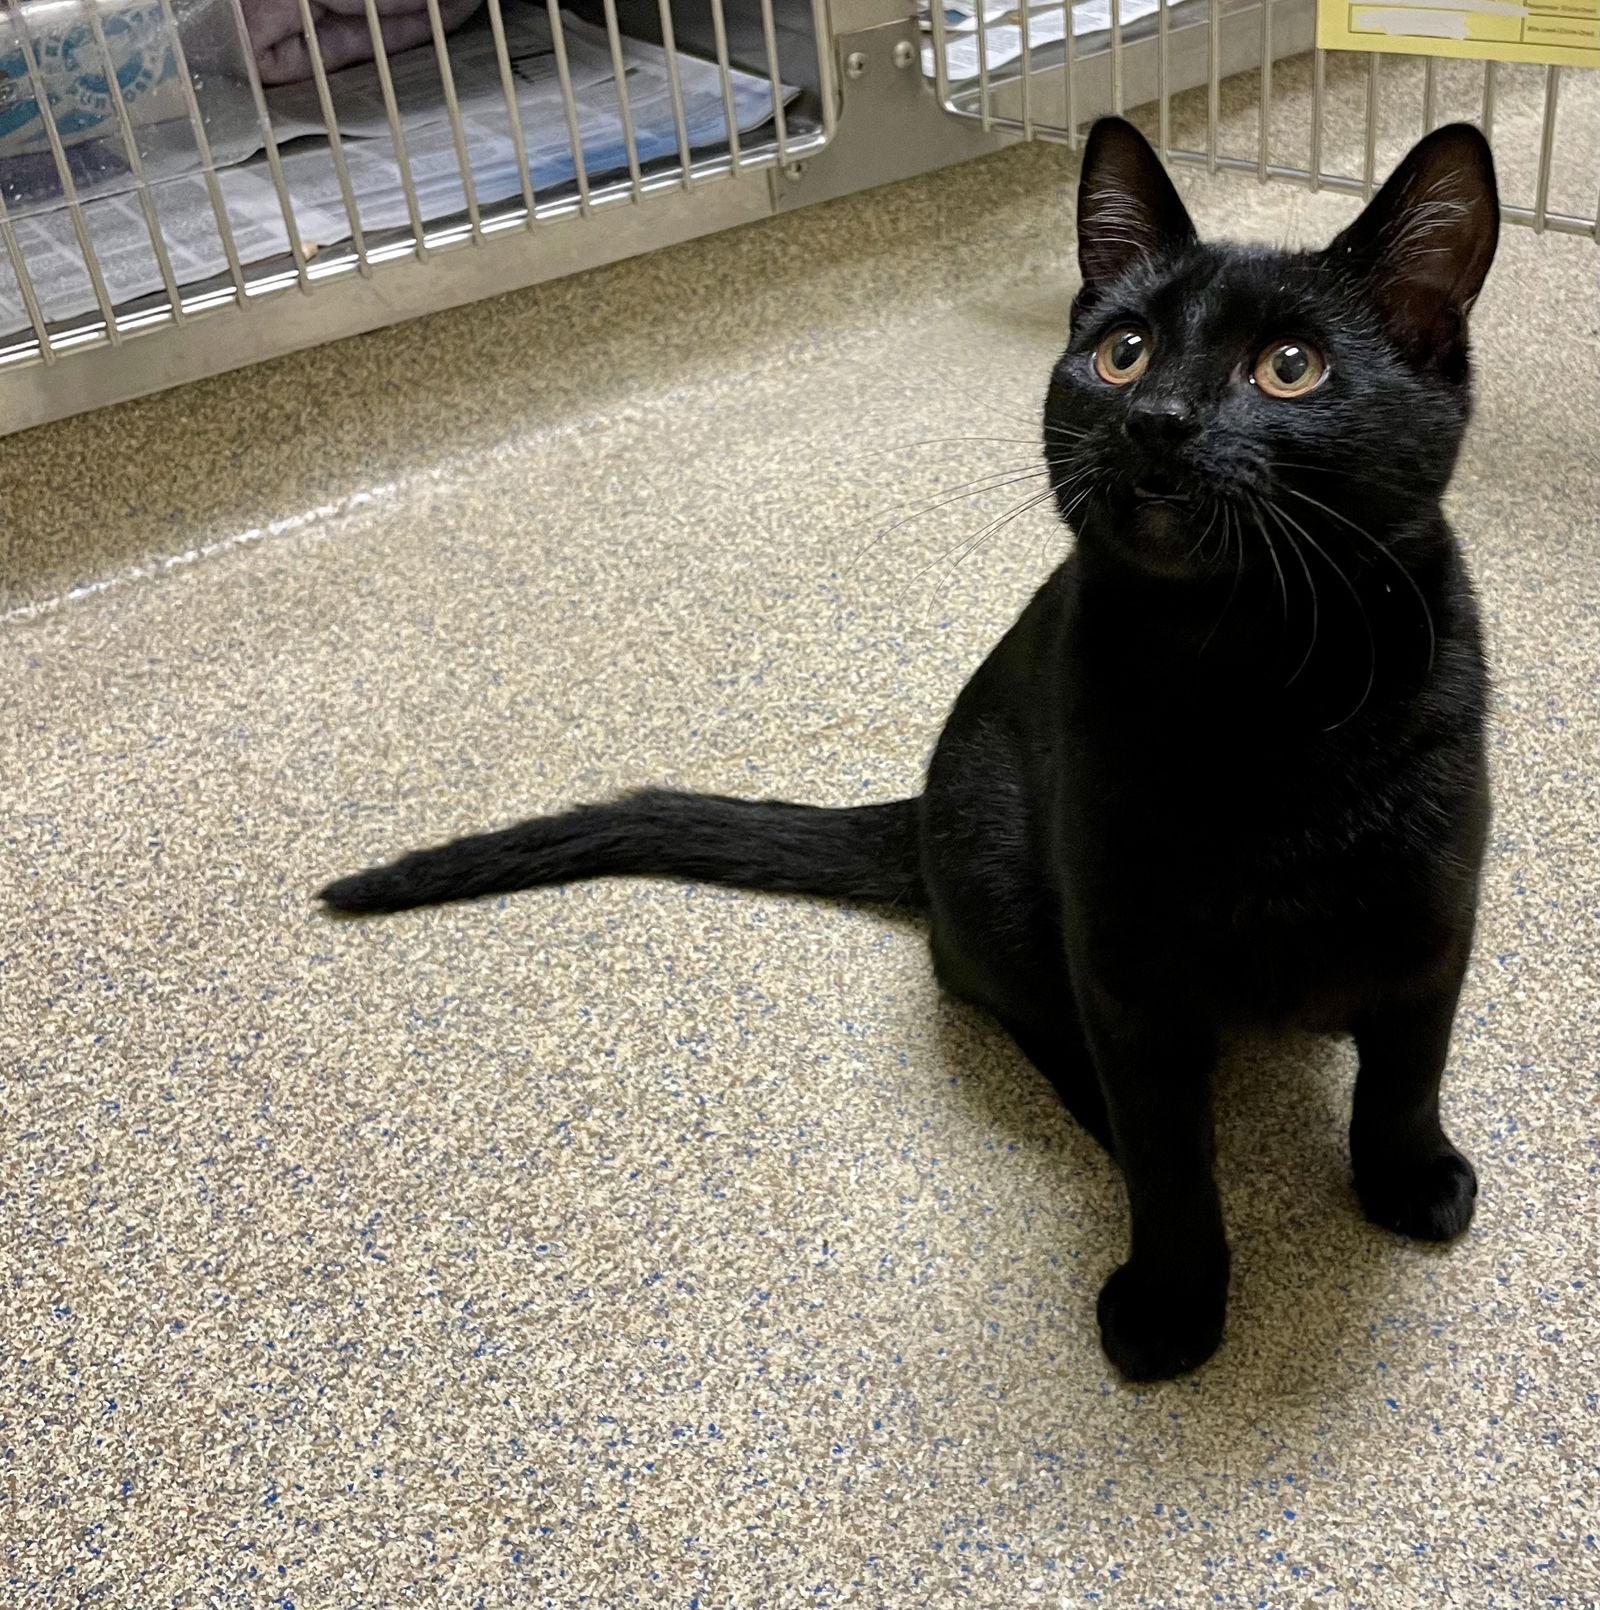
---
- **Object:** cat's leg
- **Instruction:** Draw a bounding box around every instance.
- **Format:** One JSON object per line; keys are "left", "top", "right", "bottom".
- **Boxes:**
{"left": 1071, "top": 960, "right": 1229, "bottom": 1380}
{"left": 998, "top": 1014, "right": 1113, "bottom": 1153}
{"left": 929, "top": 916, "right": 1113, "bottom": 1151}
{"left": 1349, "top": 951, "right": 1477, "bottom": 1242}
{"left": 922, "top": 698, "right": 1113, "bottom": 1150}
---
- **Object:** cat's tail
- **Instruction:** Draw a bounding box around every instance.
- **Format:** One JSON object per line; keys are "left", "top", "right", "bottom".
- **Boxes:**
{"left": 317, "top": 790, "right": 926, "bottom": 914}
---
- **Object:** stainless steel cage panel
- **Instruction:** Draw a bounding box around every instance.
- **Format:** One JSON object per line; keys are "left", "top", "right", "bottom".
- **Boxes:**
{"left": 0, "top": 0, "right": 1594, "bottom": 435}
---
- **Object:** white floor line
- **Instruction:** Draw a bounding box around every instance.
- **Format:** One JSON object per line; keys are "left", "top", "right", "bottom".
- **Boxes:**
{"left": 2, "top": 479, "right": 405, "bottom": 627}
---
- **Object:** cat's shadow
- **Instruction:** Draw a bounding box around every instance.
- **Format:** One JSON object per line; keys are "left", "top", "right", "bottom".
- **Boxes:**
{"left": 926, "top": 993, "right": 1443, "bottom": 1401}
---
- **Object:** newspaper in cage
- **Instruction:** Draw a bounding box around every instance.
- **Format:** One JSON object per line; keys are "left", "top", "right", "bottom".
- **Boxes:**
{"left": 269, "top": 13, "right": 800, "bottom": 235}
{"left": 0, "top": 169, "right": 346, "bottom": 336}
{"left": 921, "top": 0, "right": 1166, "bottom": 80}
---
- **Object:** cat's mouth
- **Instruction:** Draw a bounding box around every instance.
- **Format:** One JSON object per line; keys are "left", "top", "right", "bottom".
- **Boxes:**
{"left": 1131, "top": 477, "right": 1191, "bottom": 505}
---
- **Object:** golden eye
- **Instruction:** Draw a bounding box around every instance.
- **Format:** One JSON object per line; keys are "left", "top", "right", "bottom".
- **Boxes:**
{"left": 1254, "top": 340, "right": 1326, "bottom": 398}
{"left": 1095, "top": 327, "right": 1151, "bottom": 385}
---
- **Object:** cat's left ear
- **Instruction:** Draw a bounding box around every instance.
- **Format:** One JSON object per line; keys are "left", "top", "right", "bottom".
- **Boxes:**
{"left": 1328, "top": 122, "right": 1499, "bottom": 372}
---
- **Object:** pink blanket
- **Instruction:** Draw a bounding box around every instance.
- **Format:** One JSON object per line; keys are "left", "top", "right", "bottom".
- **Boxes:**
{"left": 244, "top": 0, "right": 484, "bottom": 86}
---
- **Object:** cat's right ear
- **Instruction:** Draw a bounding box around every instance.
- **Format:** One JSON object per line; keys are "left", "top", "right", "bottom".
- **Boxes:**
{"left": 1074, "top": 118, "right": 1197, "bottom": 312}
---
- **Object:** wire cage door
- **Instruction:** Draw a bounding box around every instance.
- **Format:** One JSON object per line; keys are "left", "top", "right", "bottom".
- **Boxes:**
{"left": 922, "top": 0, "right": 1600, "bottom": 236}
{"left": 0, "top": 0, "right": 838, "bottom": 384}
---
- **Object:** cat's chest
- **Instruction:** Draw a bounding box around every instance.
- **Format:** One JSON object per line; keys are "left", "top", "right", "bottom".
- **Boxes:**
{"left": 1119, "top": 758, "right": 1451, "bottom": 1008}
{"left": 1074, "top": 744, "right": 1436, "bottom": 934}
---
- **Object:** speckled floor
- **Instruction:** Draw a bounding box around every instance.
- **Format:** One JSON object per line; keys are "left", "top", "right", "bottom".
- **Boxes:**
{"left": 3, "top": 60, "right": 1598, "bottom": 1610}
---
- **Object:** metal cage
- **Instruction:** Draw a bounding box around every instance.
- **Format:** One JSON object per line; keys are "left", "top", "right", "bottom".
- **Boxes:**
{"left": 927, "top": 0, "right": 1597, "bottom": 231}
{"left": 0, "top": 0, "right": 1594, "bottom": 434}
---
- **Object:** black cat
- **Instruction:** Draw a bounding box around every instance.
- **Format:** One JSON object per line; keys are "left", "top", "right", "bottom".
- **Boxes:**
{"left": 322, "top": 119, "right": 1500, "bottom": 1380}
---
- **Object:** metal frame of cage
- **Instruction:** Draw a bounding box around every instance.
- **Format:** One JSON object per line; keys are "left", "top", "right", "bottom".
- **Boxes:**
{"left": 0, "top": 0, "right": 1593, "bottom": 436}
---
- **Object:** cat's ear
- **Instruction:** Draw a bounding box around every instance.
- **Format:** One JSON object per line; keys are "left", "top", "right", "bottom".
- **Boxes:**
{"left": 1074, "top": 118, "right": 1197, "bottom": 305}
{"left": 1328, "top": 123, "right": 1499, "bottom": 371}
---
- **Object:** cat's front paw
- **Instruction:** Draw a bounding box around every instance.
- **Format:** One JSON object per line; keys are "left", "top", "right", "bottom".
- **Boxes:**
{"left": 1096, "top": 1258, "right": 1228, "bottom": 1382}
{"left": 1355, "top": 1144, "right": 1477, "bottom": 1242}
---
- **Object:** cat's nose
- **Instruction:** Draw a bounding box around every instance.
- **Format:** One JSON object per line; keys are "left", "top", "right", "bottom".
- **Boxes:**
{"left": 1124, "top": 398, "right": 1194, "bottom": 450}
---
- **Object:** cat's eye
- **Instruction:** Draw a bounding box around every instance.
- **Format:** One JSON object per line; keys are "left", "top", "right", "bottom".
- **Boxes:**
{"left": 1253, "top": 340, "right": 1326, "bottom": 398}
{"left": 1094, "top": 327, "right": 1151, "bottom": 385}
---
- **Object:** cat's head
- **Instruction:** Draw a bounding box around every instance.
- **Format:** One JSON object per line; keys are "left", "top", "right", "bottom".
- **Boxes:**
{"left": 1046, "top": 118, "right": 1498, "bottom": 579}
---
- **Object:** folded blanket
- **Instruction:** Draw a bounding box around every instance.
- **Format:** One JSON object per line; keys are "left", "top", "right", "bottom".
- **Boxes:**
{"left": 244, "top": 0, "right": 484, "bottom": 86}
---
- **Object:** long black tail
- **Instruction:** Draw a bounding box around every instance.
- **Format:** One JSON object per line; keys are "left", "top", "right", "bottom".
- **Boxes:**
{"left": 318, "top": 789, "right": 926, "bottom": 914}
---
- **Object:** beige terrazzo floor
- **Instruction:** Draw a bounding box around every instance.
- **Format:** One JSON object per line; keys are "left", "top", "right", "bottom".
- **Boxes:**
{"left": 3, "top": 59, "right": 1598, "bottom": 1610}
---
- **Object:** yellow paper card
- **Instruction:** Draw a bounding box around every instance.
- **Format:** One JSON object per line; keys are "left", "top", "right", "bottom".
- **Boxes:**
{"left": 1317, "top": 0, "right": 1600, "bottom": 66}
